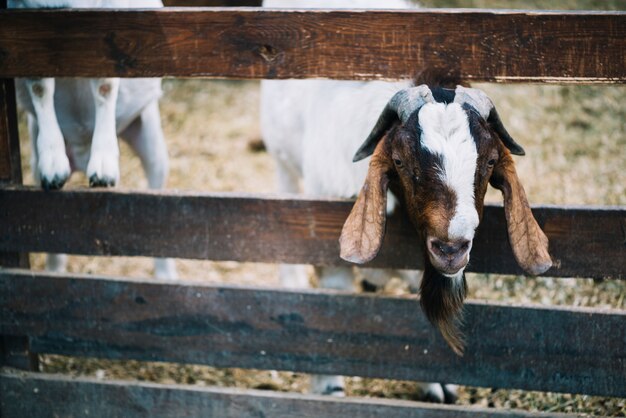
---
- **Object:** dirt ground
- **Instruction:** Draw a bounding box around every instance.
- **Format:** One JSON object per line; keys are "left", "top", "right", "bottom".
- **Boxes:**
{"left": 13, "top": 3, "right": 626, "bottom": 416}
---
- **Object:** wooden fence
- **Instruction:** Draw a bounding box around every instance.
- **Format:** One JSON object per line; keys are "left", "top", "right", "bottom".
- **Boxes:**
{"left": 0, "top": 3, "right": 625, "bottom": 417}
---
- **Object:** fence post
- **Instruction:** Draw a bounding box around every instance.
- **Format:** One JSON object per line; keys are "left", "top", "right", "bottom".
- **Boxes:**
{"left": 0, "top": 5, "right": 39, "bottom": 369}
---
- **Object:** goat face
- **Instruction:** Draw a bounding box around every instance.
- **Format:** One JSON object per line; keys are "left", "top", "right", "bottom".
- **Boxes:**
{"left": 339, "top": 85, "right": 552, "bottom": 354}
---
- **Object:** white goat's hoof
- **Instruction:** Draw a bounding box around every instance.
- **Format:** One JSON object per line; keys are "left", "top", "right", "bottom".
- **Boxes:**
{"left": 361, "top": 279, "right": 379, "bottom": 293}
{"left": 87, "top": 151, "right": 119, "bottom": 187}
{"left": 310, "top": 375, "right": 345, "bottom": 397}
{"left": 46, "top": 254, "right": 68, "bottom": 273}
{"left": 442, "top": 384, "right": 459, "bottom": 404}
{"left": 417, "top": 382, "right": 458, "bottom": 404}
{"left": 422, "top": 383, "right": 445, "bottom": 403}
{"left": 324, "top": 387, "right": 346, "bottom": 397}
{"left": 38, "top": 150, "right": 71, "bottom": 190}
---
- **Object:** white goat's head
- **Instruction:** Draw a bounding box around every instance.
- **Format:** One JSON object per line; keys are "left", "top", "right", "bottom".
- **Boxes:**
{"left": 340, "top": 84, "right": 552, "bottom": 354}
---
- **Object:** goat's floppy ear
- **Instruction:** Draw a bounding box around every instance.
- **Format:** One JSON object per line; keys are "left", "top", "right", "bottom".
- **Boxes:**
{"left": 490, "top": 151, "right": 552, "bottom": 275}
{"left": 340, "top": 141, "right": 392, "bottom": 263}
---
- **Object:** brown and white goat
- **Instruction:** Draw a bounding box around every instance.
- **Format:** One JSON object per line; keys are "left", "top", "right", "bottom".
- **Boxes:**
{"left": 340, "top": 84, "right": 553, "bottom": 353}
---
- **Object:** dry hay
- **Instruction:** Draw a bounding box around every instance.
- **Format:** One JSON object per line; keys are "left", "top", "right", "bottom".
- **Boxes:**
{"left": 17, "top": 77, "right": 625, "bottom": 415}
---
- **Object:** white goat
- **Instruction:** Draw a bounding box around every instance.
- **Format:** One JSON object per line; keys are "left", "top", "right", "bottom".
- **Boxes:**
{"left": 261, "top": 0, "right": 453, "bottom": 403}
{"left": 9, "top": 0, "right": 177, "bottom": 280}
{"left": 262, "top": 0, "right": 550, "bottom": 403}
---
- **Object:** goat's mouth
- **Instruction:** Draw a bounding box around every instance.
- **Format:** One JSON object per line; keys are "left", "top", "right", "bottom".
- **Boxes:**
{"left": 426, "top": 236, "right": 471, "bottom": 276}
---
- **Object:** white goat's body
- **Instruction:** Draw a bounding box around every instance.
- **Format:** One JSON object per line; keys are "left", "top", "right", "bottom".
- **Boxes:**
{"left": 11, "top": 0, "right": 177, "bottom": 280}
{"left": 261, "top": 0, "right": 414, "bottom": 198}
{"left": 262, "top": 79, "right": 410, "bottom": 198}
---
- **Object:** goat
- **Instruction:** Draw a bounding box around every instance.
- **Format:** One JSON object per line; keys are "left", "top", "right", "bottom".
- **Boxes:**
{"left": 9, "top": 0, "right": 177, "bottom": 280}
{"left": 340, "top": 82, "right": 552, "bottom": 346}
{"left": 261, "top": 0, "right": 551, "bottom": 402}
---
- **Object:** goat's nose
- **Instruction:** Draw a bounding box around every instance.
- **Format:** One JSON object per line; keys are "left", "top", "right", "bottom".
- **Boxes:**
{"left": 428, "top": 238, "right": 471, "bottom": 259}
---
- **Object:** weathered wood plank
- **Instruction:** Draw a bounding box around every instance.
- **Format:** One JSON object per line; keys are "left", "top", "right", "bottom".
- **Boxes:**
{"left": 0, "top": 79, "right": 20, "bottom": 183}
{"left": 0, "top": 0, "right": 18, "bottom": 181}
{"left": 0, "top": 187, "right": 624, "bottom": 279}
{"left": 0, "top": 337, "right": 38, "bottom": 371}
{"left": 0, "top": 0, "right": 37, "bottom": 369}
{"left": 0, "top": 370, "right": 582, "bottom": 418}
{"left": 1, "top": 270, "right": 624, "bottom": 397}
{"left": 0, "top": 9, "right": 624, "bottom": 82}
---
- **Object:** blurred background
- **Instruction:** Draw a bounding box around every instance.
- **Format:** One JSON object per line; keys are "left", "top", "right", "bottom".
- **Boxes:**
{"left": 16, "top": 0, "right": 626, "bottom": 415}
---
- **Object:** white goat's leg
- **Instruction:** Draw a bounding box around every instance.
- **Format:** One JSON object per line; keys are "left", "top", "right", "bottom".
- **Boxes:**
{"left": 442, "top": 384, "right": 459, "bottom": 403}
{"left": 310, "top": 375, "right": 346, "bottom": 397}
{"left": 279, "top": 264, "right": 309, "bottom": 289}
{"left": 316, "top": 266, "right": 355, "bottom": 292}
{"left": 358, "top": 267, "right": 391, "bottom": 291}
{"left": 417, "top": 383, "right": 446, "bottom": 403}
{"left": 86, "top": 78, "right": 120, "bottom": 187}
{"left": 275, "top": 156, "right": 300, "bottom": 194}
{"left": 275, "top": 158, "right": 309, "bottom": 288}
{"left": 26, "top": 110, "right": 70, "bottom": 272}
{"left": 27, "top": 114, "right": 41, "bottom": 184}
{"left": 45, "top": 254, "right": 68, "bottom": 273}
{"left": 120, "top": 101, "right": 177, "bottom": 280}
{"left": 25, "top": 78, "right": 71, "bottom": 190}
{"left": 121, "top": 101, "right": 169, "bottom": 189}
{"left": 415, "top": 382, "right": 458, "bottom": 404}
{"left": 396, "top": 268, "right": 424, "bottom": 293}
{"left": 309, "top": 266, "right": 355, "bottom": 397}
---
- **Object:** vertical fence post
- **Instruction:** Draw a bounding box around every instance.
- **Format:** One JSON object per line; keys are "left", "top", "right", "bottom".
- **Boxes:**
{"left": 0, "top": 0, "right": 39, "bottom": 370}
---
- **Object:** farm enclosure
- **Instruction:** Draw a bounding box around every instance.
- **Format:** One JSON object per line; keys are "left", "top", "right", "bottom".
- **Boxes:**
{"left": 1, "top": 1, "right": 626, "bottom": 416}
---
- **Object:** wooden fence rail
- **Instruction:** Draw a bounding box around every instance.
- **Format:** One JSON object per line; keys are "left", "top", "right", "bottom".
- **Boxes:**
{"left": 0, "top": 370, "right": 580, "bottom": 418}
{"left": 0, "top": 187, "right": 624, "bottom": 279}
{"left": 1, "top": 269, "right": 624, "bottom": 398}
{"left": 0, "top": 9, "right": 625, "bottom": 82}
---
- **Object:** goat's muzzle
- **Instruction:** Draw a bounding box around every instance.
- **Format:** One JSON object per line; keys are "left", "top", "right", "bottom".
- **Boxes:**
{"left": 426, "top": 237, "right": 471, "bottom": 276}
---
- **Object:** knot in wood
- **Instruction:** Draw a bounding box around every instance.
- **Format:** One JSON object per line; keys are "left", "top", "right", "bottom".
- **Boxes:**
{"left": 258, "top": 44, "right": 279, "bottom": 63}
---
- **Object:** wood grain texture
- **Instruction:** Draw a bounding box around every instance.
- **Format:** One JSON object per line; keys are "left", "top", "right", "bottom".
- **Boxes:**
{"left": 0, "top": 79, "right": 20, "bottom": 183}
{"left": 1, "top": 269, "right": 624, "bottom": 397}
{"left": 0, "top": 337, "right": 38, "bottom": 371}
{"left": 0, "top": 9, "right": 624, "bottom": 82}
{"left": 0, "top": 10, "right": 36, "bottom": 370}
{"left": 0, "top": 371, "right": 582, "bottom": 418}
{"left": 0, "top": 187, "right": 624, "bottom": 279}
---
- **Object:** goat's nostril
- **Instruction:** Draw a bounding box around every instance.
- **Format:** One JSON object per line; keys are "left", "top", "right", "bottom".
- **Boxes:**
{"left": 429, "top": 239, "right": 471, "bottom": 258}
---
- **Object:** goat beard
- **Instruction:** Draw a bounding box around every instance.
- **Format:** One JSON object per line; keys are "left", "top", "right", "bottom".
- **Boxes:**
{"left": 419, "top": 263, "right": 468, "bottom": 356}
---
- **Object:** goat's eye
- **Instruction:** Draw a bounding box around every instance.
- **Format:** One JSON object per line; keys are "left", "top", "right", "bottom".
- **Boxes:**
{"left": 394, "top": 159, "right": 403, "bottom": 167}
{"left": 487, "top": 159, "right": 497, "bottom": 167}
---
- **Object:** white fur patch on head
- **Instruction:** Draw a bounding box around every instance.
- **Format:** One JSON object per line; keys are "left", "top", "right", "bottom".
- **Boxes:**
{"left": 418, "top": 103, "right": 480, "bottom": 241}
